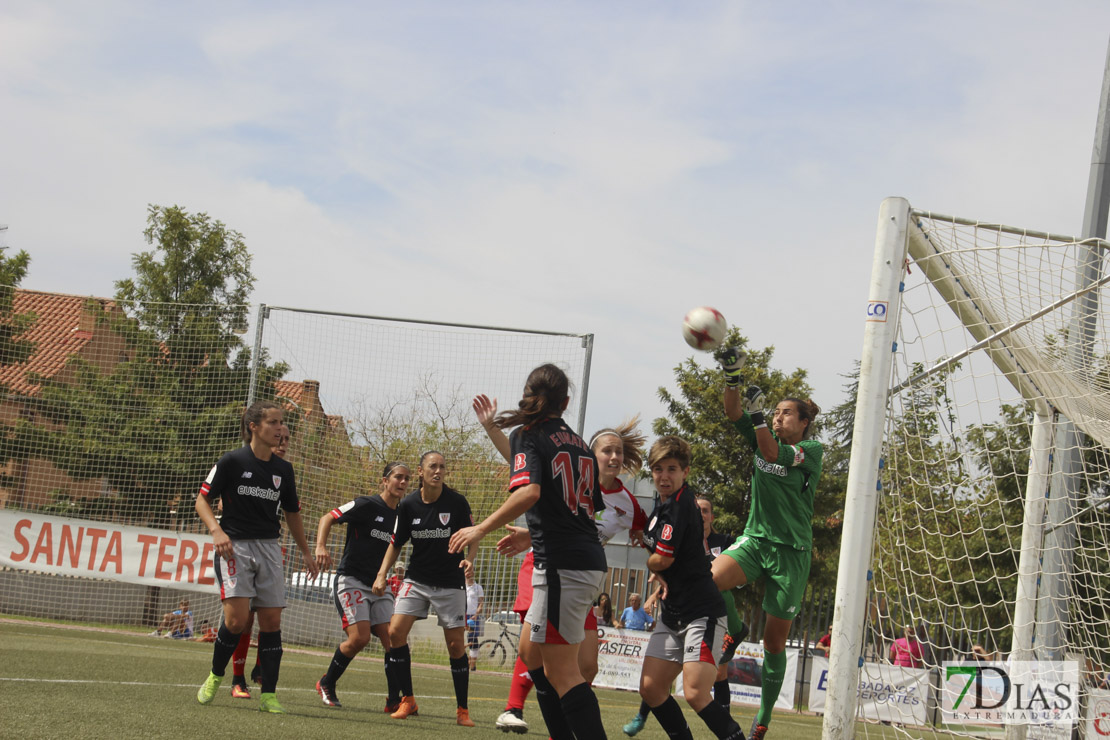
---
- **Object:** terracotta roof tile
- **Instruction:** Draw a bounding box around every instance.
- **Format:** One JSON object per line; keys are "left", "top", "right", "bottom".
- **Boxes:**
{"left": 0, "top": 290, "right": 119, "bottom": 396}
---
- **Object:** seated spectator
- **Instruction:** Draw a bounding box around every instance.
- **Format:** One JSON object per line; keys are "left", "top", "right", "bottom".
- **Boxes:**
{"left": 615, "top": 592, "right": 653, "bottom": 631}
{"left": 193, "top": 619, "right": 218, "bottom": 642}
{"left": 150, "top": 599, "right": 193, "bottom": 639}
{"left": 816, "top": 624, "right": 832, "bottom": 657}
{"left": 889, "top": 624, "right": 923, "bottom": 668}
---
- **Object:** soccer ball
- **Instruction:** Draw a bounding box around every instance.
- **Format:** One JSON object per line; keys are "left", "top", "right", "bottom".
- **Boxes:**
{"left": 682, "top": 306, "right": 727, "bottom": 351}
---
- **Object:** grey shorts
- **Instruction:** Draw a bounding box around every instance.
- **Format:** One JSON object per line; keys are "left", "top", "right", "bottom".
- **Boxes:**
{"left": 215, "top": 539, "right": 286, "bottom": 608}
{"left": 525, "top": 565, "right": 603, "bottom": 645}
{"left": 645, "top": 615, "right": 728, "bottom": 665}
{"left": 334, "top": 575, "right": 395, "bottom": 629}
{"left": 393, "top": 579, "right": 467, "bottom": 629}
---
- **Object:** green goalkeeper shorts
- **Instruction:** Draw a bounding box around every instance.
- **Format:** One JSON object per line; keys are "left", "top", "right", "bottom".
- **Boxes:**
{"left": 721, "top": 535, "right": 811, "bottom": 621}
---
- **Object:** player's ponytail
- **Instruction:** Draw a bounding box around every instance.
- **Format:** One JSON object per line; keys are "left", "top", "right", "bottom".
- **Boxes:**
{"left": 784, "top": 397, "right": 821, "bottom": 439}
{"left": 241, "top": 400, "right": 282, "bottom": 443}
{"left": 589, "top": 415, "right": 646, "bottom": 474}
{"left": 495, "top": 363, "right": 570, "bottom": 430}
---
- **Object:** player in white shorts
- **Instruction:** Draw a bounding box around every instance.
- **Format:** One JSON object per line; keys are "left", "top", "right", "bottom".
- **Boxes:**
{"left": 312, "top": 461, "right": 410, "bottom": 709}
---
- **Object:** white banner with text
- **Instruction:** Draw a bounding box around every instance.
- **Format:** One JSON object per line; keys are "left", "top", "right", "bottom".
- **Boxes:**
{"left": 0, "top": 510, "right": 219, "bottom": 593}
{"left": 809, "top": 655, "right": 930, "bottom": 725}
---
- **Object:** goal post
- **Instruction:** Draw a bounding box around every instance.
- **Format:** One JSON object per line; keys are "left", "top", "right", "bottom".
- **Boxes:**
{"left": 824, "top": 197, "right": 1110, "bottom": 739}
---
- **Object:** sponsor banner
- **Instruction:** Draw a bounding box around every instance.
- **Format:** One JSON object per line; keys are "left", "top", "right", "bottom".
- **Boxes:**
{"left": 678, "top": 642, "right": 798, "bottom": 709}
{"left": 1088, "top": 689, "right": 1110, "bottom": 739}
{"left": 0, "top": 510, "right": 218, "bottom": 593}
{"left": 809, "top": 656, "right": 929, "bottom": 725}
{"left": 594, "top": 626, "right": 654, "bottom": 691}
{"left": 941, "top": 661, "right": 1078, "bottom": 727}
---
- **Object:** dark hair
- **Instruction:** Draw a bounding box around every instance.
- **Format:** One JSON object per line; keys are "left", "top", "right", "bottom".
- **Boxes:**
{"left": 647, "top": 435, "right": 692, "bottom": 469}
{"left": 782, "top": 397, "right": 821, "bottom": 439}
{"left": 695, "top": 493, "right": 714, "bottom": 515}
{"left": 589, "top": 415, "right": 646, "bottom": 474}
{"left": 419, "top": 450, "right": 444, "bottom": 467}
{"left": 597, "top": 592, "right": 613, "bottom": 625}
{"left": 382, "top": 461, "right": 410, "bottom": 479}
{"left": 241, "top": 400, "right": 282, "bottom": 443}
{"left": 495, "top": 364, "right": 569, "bottom": 429}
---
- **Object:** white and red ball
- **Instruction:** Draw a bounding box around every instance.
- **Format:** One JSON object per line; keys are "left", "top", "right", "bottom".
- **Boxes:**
{"left": 682, "top": 306, "right": 727, "bottom": 351}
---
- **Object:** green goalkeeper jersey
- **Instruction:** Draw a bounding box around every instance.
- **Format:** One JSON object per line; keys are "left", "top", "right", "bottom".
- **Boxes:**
{"left": 733, "top": 413, "right": 824, "bottom": 551}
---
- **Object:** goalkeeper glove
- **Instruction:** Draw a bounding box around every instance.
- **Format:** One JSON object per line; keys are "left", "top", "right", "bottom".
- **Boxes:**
{"left": 715, "top": 346, "right": 747, "bottom": 388}
{"left": 743, "top": 386, "right": 767, "bottom": 428}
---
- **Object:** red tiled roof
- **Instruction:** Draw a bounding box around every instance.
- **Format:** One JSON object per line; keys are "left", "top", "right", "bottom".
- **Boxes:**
{"left": 0, "top": 290, "right": 118, "bottom": 396}
{"left": 273, "top": 379, "right": 306, "bottom": 407}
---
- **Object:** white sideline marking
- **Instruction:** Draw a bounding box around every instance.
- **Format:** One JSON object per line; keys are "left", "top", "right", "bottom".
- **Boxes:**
{"left": 0, "top": 676, "right": 460, "bottom": 700}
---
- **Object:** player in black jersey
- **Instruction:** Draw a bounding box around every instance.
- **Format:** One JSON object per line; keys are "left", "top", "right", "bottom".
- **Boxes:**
{"left": 312, "top": 461, "right": 410, "bottom": 709}
{"left": 371, "top": 451, "right": 479, "bottom": 727}
{"left": 194, "top": 401, "right": 317, "bottom": 714}
{"left": 449, "top": 363, "right": 608, "bottom": 740}
{"left": 638, "top": 436, "right": 744, "bottom": 740}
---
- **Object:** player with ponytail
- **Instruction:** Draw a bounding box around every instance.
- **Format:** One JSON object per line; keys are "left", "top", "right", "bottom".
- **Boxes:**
{"left": 450, "top": 363, "right": 610, "bottom": 739}
{"left": 194, "top": 401, "right": 317, "bottom": 714}
{"left": 713, "top": 347, "right": 824, "bottom": 740}
{"left": 473, "top": 394, "right": 647, "bottom": 733}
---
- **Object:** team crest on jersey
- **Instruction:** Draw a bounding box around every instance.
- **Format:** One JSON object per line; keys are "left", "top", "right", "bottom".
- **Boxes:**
{"left": 272, "top": 475, "right": 282, "bottom": 489}
{"left": 661, "top": 524, "right": 673, "bottom": 541}
{"left": 792, "top": 445, "right": 805, "bottom": 466}
{"left": 513, "top": 453, "right": 526, "bottom": 471}
{"left": 439, "top": 513, "right": 451, "bottom": 525}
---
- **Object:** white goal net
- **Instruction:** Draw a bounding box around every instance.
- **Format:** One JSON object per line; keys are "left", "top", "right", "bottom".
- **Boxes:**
{"left": 824, "top": 199, "right": 1110, "bottom": 739}
{"left": 0, "top": 294, "right": 592, "bottom": 670}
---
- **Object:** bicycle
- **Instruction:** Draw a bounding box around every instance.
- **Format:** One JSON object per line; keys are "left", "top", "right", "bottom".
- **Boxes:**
{"left": 476, "top": 616, "right": 521, "bottom": 668}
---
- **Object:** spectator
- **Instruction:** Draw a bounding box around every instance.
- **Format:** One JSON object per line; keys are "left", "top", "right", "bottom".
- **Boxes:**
{"left": 816, "top": 624, "right": 832, "bottom": 657}
{"left": 466, "top": 571, "right": 485, "bottom": 671}
{"left": 193, "top": 619, "right": 218, "bottom": 642}
{"left": 594, "top": 593, "right": 614, "bottom": 628}
{"left": 150, "top": 599, "right": 193, "bottom": 639}
{"left": 617, "top": 593, "right": 654, "bottom": 631}
{"left": 971, "top": 644, "right": 994, "bottom": 662}
{"left": 388, "top": 564, "right": 406, "bottom": 597}
{"left": 890, "top": 624, "right": 923, "bottom": 668}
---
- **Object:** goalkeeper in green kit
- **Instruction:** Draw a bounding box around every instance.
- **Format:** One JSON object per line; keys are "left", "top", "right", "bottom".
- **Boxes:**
{"left": 711, "top": 347, "right": 823, "bottom": 740}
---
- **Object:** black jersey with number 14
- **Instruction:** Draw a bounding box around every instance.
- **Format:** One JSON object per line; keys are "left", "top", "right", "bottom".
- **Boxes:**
{"left": 509, "top": 417, "right": 606, "bottom": 572}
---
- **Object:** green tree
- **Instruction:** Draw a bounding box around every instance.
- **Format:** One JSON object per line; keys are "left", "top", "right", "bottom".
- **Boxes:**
{"left": 34, "top": 206, "right": 286, "bottom": 527}
{"left": 0, "top": 243, "right": 35, "bottom": 367}
{"left": 653, "top": 329, "right": 845, "bottom": 604}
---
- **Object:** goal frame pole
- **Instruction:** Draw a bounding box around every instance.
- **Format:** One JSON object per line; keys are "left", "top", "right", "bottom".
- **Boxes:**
{"left": 822, "top": 197, "right": 912, "bottom": 740}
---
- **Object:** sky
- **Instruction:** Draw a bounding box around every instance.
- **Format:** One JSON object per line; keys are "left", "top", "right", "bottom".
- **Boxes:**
{"left": 3, "top": 1, "right": 1110, "bottom": 436}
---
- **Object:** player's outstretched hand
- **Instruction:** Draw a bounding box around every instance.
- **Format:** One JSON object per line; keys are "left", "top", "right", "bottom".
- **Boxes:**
{"left": 472, "top": 394, "right": 498, "bottom": 428}
{"left": 742, "top": 385, "right": 765, "bottom": 414}
{"left": 715, "top": 346, "right": 747, "bottom": 387}
{"left": 495, "top": 525, "right": 532, "bottom": 557}
{"left": 449, "top": 525, "right": 485, "bottom": 554}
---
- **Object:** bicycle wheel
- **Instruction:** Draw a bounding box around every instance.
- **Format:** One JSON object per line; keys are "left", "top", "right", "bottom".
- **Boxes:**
{"left": 478, "top": 638, "right": 507, "bottom": 667}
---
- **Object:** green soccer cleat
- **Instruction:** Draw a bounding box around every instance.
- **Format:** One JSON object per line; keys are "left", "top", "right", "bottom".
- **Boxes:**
{"left": 623, "top": 713, "right": 647, "bottom": 736}
{"left": 258, "top": 692, "right": 286, "bottom": 714}
{"left": 196, "top": 672, "right": 223, "bottom": 705}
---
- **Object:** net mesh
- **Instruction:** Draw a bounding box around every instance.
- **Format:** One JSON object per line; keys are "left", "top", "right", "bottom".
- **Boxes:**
{"left": 0, "top": 294, "right": 593, "bottom": 667}
{"left": 851, "top": 211, "right": 1110, "bottom": 736}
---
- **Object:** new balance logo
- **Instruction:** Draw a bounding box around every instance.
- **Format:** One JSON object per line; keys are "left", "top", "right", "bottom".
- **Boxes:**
{"left": 241, "top": 472, "right": 252, "bottom": 478}
{"left": 375, "top": 516, "right": 384, "bottom": 522}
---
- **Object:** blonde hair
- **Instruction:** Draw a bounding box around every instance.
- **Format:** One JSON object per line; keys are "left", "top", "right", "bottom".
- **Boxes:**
{"left": 588, "top": 415, "right": 646, "bottom": 474}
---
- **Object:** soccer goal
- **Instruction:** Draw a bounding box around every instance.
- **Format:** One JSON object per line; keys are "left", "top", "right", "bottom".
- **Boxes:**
{"left": 823, "top": 197, "right": 1110, "bottom": 739}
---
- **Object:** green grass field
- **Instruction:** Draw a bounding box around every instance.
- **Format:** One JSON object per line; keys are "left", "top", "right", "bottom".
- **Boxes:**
{"left": 0, "top": 618, "right": 835, "bottom": 739}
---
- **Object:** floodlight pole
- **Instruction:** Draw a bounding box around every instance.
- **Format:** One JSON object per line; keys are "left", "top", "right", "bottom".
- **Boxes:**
{"left": 1037, "top": 37, "right": 1110, "bottom": 663}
